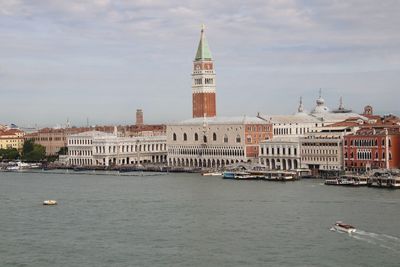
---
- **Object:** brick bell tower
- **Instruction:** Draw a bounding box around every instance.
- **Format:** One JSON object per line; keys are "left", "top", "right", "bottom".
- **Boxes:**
{"left": 192, "top": 25, "right": 216, "bottom": 118}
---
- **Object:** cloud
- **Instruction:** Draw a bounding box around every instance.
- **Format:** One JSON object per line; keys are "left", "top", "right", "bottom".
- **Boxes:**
{"left": 0, "top": 0, "right": 399, "bottom": 126}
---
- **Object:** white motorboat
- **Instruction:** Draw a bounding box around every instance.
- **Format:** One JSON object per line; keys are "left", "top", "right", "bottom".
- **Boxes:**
{"left": 43, "top": 200, "right": 57, "bottom": 206}
{"left": 202, "top": 172, "right": 223, "bottom": 176}
{"left": 331, "top": 221, "right": 356, "bottom": 233}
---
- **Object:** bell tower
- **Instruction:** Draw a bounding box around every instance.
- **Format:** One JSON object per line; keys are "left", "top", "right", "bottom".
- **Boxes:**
{"left": 192, "top": 25, "right": 216, "bottom": 118}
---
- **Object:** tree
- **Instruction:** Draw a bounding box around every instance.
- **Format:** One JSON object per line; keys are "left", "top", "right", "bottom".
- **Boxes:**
{"left": 57, "top": 146, "right": 68, "bottom": 155}
{"left": 22, "top": 139, "right": 46, "bottom": 162}
{"left": 0, "top": 148, "right": 20, "bottom": 160}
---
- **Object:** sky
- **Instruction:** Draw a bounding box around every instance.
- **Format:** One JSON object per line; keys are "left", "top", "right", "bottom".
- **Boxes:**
{"left": 1, "top": 0, "right": 400, "bottom": 127}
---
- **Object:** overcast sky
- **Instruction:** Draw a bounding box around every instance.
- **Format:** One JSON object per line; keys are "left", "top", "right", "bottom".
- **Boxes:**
{"left": 1, "top": 0, "right": 400, "bottom": 127}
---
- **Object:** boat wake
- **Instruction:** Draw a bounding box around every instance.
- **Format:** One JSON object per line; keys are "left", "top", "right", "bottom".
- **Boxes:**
{"left": 333, "top": 228, "right": 400, "bottom": 253}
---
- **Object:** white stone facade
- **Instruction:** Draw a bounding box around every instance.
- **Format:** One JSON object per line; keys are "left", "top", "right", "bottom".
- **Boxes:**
{"left": 167, "top": 116, "right": 272, "bottom": 168}
{"left": 67, "top": 131, "right": 167, "bottom": 166}
{"left": 259, "top": 138, "right": 300, "bottom": 170}
{"left": 299, "top": 132, "right": 345, "bottom": 175}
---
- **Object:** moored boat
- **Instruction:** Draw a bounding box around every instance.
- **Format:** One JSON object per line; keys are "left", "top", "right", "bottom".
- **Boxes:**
{"left": 222, "top": 171, "right": 260, "bottom": 180}
{"left": 325, "top": 175, "right": 368, "bottom": 186}
{"left": 331, "top": 221, "right": 356, "bottom": 233}
{"left": 202, "top": 171, "right": 223, "bottom": 176}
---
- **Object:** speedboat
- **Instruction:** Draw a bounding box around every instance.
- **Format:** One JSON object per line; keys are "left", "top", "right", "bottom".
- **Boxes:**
{"left": 43, "top": 200, "right": 57, "bottom": 206}
{"left": 331, "top": 221, "right": 356, "bottom": 233}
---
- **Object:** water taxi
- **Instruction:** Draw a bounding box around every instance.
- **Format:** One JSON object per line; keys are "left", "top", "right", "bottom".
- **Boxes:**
{"left": 331, "top": 221, "right": 356, "bottom": 233}
{"left": 222, "top": 171, "right": 260, "bottom": 180}
{"left": 325, "top": 175, "right": 368, "bottom": 186}
{"left": 262, "top": 171, "right": 296, "bottom": 181}
{"left": 368, "top": 175, "right": 400, "bottom": 189}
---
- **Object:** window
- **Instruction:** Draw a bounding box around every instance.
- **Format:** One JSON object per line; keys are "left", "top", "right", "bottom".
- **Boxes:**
{"left": 236, "top": 134, "right": 241, "bottom": 143}
{"left": 183, "top": 133, "right": 187, "bottom": 141}
{"left": 173, "top": 133, "right": 177, "bottom": 141}
{"left": 194, "top": 133, "right": 199, "bottom": 141}
{"left": 389, "top": 153, "right": 392, "bottom": 160}
{"left": 213, "top": 133, "right": 217, "bottom": 141}
{"left": 203, "top": 135, "right": 207, "bottom": 143}
{"left": 224, "top": 134, "right": 228, "bottom": 143}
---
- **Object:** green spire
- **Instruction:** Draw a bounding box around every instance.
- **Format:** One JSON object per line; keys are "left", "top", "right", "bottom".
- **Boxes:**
{"left": 195, "top": 24, "right": 213, "bottom": 61}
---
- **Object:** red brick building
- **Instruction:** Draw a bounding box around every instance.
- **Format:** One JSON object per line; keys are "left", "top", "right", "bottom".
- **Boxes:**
{"left": 192, "top": 26, "right": 216, "bottom": 118}
{"left": 344, "top": 127, "right": 400, "bottom": 172}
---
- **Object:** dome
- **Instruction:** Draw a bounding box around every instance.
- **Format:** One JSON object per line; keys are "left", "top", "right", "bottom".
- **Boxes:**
{"left": 316, "top": 97, "right": 325, "bottom": 105}
{"left": 311, "top": 90, "right": 329, "bottom": 114}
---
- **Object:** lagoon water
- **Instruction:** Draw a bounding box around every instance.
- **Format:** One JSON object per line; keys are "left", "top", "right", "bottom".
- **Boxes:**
{"left": 1, "top": 171, "right": 400, "bottom": 267}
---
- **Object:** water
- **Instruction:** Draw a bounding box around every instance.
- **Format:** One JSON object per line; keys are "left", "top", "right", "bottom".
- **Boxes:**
{"left": 1, "top": 171, "right": 400, "bottom": 267}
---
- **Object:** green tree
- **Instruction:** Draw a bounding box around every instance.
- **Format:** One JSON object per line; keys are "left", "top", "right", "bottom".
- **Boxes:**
{"left": 0, "top": 148, "right": 20, "bottom": 160}
{"left": 22, "top": 139, "right": 46, "bottom": 162}
{"left": 57, "top": 146, "right": 68, "bottom": 155}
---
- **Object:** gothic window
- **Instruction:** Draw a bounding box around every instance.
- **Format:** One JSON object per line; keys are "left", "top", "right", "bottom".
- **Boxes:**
{"left": 294, "top": 148, "right": 297, "bottom": 156}
{"left": 203, "top": 135, "right": 207, "bottom": 143}
{"left": 389, "top": 152, "right": 392, "bottom": 160}
{"left": 194, "top": 133, "right": 199, "bottom": 141}
{"left": 383, "top": 152, "right": 385, "bottom": 159}
{"left": 173, "top": 133, "right": 177, "bottom": 141}
{"left": 183, "top": 133, "right": 187, "bottom": 141}
{"left": 236, "top": 134, "right": 241, "bottom": 143}
{"left": 213, "top": 132, "right": 217, "bottom": 141}
{"left": 224, "top": 134, "right": 228, "bottom": 143}
{"left": 382, "top": 139, "right": 385, "bottom": 146}
{"left": 375, "top": 152, "right": 378, "bottom": 159}
{"left": 389, "top": 139, "right": 392, "bottom": 147}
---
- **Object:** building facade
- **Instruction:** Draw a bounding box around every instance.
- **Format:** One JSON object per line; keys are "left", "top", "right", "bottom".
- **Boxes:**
{"left": 259, "top": 137, "right": 300, "bottom": 170}
{"left": 67, "top": 130, "right": 167, "bottom": 166}
{"left": 0, "top": 129, "right": 25, "bottom": 150}
{"left": 167, "top": 116, "right": 272, "bottom": 168}
{"left": 192, "top": 25, "right": 216, "bottom": 118}
{"left": 300, "top": 130, "right": 350, "bottom": 176}
{"left": 344, "top": 128, "right": 400, "bottom": 172}
{"left": 25, "top": 125, "right": 166, "bottom": 156}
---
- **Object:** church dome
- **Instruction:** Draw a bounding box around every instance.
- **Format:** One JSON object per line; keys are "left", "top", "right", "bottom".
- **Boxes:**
{"left": 311, "top": 90, "right": 329, "bottom": 114}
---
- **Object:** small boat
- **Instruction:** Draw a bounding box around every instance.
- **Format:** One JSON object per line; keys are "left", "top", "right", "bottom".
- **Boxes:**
{"left": 331, "top": 221, "right": 356, "bottom": 233}
{"left": 43, "top": 200, "right": 57, "bottom": 205}
{"left": 202, "top": 171, "right": 223, "bottom": 176}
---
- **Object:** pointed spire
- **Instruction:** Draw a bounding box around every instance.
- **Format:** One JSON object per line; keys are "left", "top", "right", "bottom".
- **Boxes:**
{"left": 195, "top": 24, "right": 213, "bottom": 61}
{"left": 298, "top": 96, "right": 304, "bottom": 113}
{"left": 338, "top": 96, "right": 344, "bottom": 110}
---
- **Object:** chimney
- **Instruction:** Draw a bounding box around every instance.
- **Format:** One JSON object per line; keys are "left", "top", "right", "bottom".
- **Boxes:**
{"left": 136, "top": 109, "right": 144, "bottom": 126}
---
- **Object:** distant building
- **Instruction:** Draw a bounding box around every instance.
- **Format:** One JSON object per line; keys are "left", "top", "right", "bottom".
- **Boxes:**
{"left": 259, "top": 137, "right": 300, "bottom": 170}
{"left": 136, "top": 109, "right": 144, "bottom": 126}
{"left": 67, "top": 130, "right": 167, "bottom": 166}
{"left": 25, "top": 124, "right": 166, "bottom": 156}
{"left": 258, "top": 95, "right": 366, "bottom": 171}
{"left": 344, "top": 127, "right": 400, "bottom": 172}
{"left": 300, "top": 128, "right": 353, "bottom": 177}
{"left": 0, "top": 129, "right": 25, "bottom": 150}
